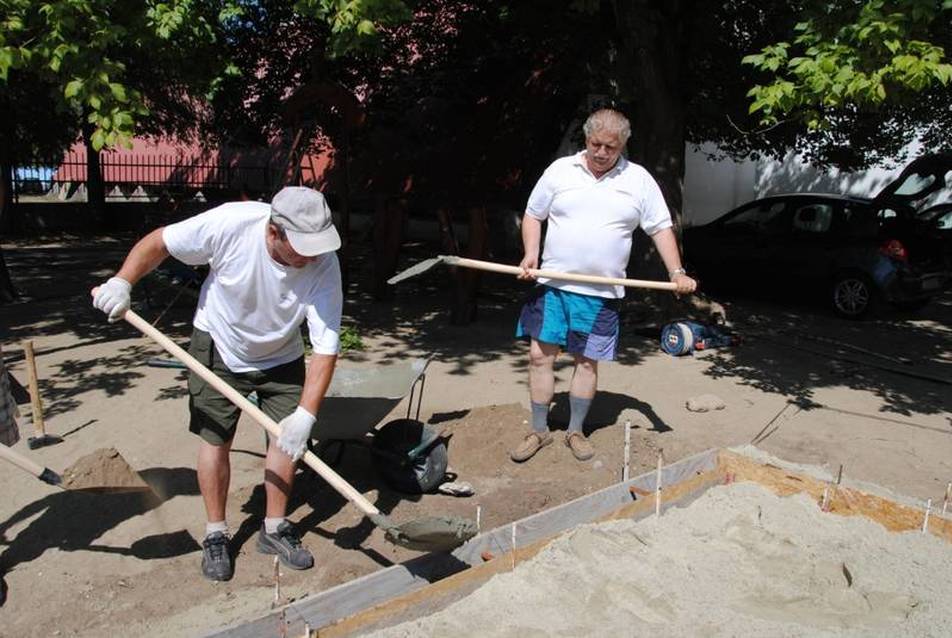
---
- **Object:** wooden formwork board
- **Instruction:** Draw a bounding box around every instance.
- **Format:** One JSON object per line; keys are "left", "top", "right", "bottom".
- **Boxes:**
{"left": 209, "top": 448, "right": 950, "bottom": 638}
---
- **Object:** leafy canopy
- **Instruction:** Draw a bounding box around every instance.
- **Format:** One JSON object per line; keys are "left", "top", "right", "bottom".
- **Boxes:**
{"left": 0, "top": 0, "right": 410, "bottom": 151}
{"left": 744, "top": 0, "right": 952, "bottom": 130}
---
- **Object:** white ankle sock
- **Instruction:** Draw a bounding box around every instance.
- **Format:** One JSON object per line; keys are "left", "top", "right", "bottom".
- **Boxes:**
{"left": 264, "top": 517, "right": 285, "bottom": 534}
{"left": 205, "top": 520, "right": 228, "bottom": 538}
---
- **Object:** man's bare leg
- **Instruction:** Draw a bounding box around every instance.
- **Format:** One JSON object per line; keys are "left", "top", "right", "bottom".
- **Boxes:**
{"left": 197, "top": 439, "right": 232, "bottom": 524}
{"left": 264, "top": 437, "right": 296, "bottom": 518}
{"left": 528, "top": 338, "right": 560, "bottom": 406}
{"left": 512, "top": 339, "right": 561, "bottom": 462}
{"left": 563, "top": 355, "right": 597, "bottom": 460}
{"left": 197, "top": 438, "right": 234, "bottom": 581}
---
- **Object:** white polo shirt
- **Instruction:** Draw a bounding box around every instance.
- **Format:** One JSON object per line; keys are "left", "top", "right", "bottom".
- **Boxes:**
{"left": 526, "top": 152, "right": 673, "bottom": 298}
{"left": 163, "top": 202, "right": 342, "bottom": 372}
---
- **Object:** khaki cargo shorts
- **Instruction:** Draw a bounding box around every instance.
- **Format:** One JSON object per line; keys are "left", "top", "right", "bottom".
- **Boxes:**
{"left": 187, "top": 328, "right": 304, "bottom": 445}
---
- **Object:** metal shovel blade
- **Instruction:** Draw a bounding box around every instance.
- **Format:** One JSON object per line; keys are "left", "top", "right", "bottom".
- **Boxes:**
{"left": 371, "top": 513, "right": 478, "bottom": 552}
{"left": 387, "top": 257, "right": 448, "bottom": 285}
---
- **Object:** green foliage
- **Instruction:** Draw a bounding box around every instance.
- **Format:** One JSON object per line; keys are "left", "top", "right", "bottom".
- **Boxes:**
{"left": 293, "top": 0, "right": 411, "bottom": 56}
{"left": 744, "top": 0, "right": 952, "bottom": 129}
{"left": 303, "top": 325, "right": 364, "bottom": 353}
{"left": 339, "top": 325, "right": 364, "bottom": 352}
{"left": 0, "top": 0, "right": 409, "bottom": 156}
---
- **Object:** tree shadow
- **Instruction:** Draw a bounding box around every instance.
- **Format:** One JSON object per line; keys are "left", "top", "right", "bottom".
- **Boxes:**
{"left": 698, "top": 292, "right": 952, "bottom": 418}
{"left": 3, "top": 236, "right": 950, "bottom": 466}
{"left": 0, "top": 467, "right": 200, "bottom": 572}
{"left": 548, "top": 390, "right": 672, "bottom": 434}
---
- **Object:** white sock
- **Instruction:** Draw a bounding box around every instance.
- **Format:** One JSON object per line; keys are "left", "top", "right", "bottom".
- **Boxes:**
{"left": 264, "top": 517, "right": 285, "bottom": 534}
{"left": 205, "top": 520, "right": 228, "bottom": 538}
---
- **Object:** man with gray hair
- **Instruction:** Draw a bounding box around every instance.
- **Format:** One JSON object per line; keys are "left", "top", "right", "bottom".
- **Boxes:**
{"left": 92, "top": 186, "right": 343, "bottom": 581}
{"left": 511, "top": 108, "right": 696, "bottom": 463}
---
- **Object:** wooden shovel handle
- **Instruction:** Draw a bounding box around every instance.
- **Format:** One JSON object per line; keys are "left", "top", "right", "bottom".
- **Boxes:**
{"left": 123, "top": 310, "right": 381, "bottom": 517}
{"left": 0, "top": 441, "right": 48, "bottom": 479}
{"left": 444, "top": 256, "right": 679, "bottom": 291}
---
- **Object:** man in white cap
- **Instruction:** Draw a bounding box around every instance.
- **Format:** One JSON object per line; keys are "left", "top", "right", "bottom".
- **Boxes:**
{"left": 91, "top": 186, "right": 342, "bottom": 581}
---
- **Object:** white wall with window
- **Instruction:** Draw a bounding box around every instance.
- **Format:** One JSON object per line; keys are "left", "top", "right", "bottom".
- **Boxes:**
{"left": 683, "top": 141, "right": 952, "bottom": 227}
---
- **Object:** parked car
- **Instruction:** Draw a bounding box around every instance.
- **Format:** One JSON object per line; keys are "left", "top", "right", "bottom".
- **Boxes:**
{"left": 683, "top": 154, "right": 952, "bottom": 318}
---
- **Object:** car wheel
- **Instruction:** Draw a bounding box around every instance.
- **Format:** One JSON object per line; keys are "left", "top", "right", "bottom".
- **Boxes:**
{"left": 831, "top": 272, "right": 877, "bottom": 319}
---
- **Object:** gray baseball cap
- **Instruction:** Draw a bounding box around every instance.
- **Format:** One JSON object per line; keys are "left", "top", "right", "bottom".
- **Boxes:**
{"left": 270, "top": 186, "right": 341, "bottom": 256}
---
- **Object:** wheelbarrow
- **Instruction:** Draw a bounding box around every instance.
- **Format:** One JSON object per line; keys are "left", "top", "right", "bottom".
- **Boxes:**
{"left": 308, "top": 357, "right": 448, "bottom": 494}
{"left": 148, "top": 355, "right": 446, "bottom": 493}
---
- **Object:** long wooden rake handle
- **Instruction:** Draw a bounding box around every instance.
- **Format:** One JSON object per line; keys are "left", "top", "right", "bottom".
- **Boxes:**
{"left": 123, "top": 309, "right": 382, "bottom": 517}
{"left": 444, "top": 256, "right": 679, "bottom": 291}
{"left": 0, "top": 443, "right": 62, "bottom": 486}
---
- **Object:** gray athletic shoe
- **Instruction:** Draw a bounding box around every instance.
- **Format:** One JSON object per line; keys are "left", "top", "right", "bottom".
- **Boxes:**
{"left": 201, "top": 531, "right": 234, "bottom": 581}
{"left": 256, "top": 521, "right": 314, "bottom": 570}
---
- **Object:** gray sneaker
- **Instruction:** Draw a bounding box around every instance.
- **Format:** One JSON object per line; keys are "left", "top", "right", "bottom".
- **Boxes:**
{"left": 256, "top": 521, "right": 314, "bottom": 570}
{"left": 201, "top": 531, "right": 234, "bottom": 581}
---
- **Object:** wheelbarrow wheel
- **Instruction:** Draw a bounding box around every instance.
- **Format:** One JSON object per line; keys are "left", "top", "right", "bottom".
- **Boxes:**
{"left": 372, "top": 419, "right": 447, "bottom": 494}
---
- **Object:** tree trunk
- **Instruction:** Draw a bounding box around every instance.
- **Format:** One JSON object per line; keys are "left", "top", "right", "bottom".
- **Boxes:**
{"left": 450, "top": 206, "right": 489, "bottom": 325}
{"left": 0, "top": 97, "right": 20, "bottom": 302}
{"left": 608, "top": 1, "right": 689, "bottom": 283}
{"left": 83, "top": 124, "right": 105, "bottom": 216}
{"left": 371, "top": 196, "right": 407, "bottom": 301}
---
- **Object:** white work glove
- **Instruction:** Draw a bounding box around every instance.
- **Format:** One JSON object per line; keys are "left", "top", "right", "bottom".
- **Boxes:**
{"left": 277, "top": 406, "right": 316, "bottom": 461}
{"left": 92, "top": 277, "right": 132, "bottom": 322}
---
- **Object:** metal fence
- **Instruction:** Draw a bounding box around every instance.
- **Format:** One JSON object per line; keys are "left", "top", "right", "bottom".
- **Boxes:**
{"left": 13, "top": 151, "right": 276, "bottom": 198}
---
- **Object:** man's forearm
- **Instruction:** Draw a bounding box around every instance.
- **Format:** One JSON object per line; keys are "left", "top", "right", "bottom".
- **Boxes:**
{"left": 299, "top": 353, "right": 337, "bottom": 416}
{"left": 522, "top": 214, "right": 542, "bottom": 258}
{"left": 115, "top": 227, "right": 171, "bottom": 285}
{"left": 650, "top": 227, "right": 685, "bottom": 276}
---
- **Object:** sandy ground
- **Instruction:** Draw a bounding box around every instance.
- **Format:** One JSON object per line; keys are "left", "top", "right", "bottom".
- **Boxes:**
{"left": 1, "top": 236, "right": 951, "bottom": 637}
{"left": 370, "top": 482, "right": 952, "bottom": 637}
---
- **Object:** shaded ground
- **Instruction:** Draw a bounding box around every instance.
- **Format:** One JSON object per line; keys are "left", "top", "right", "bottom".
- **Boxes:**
{"left": 0, "top": 235, "right": 950, "bottom": 636}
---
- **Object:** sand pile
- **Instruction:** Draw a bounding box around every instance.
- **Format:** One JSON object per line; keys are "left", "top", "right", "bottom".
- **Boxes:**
{"left": 62, "top": 447, "right": 151, "bottom": 492}
{"left": 370, "top": 482, "right": 952, "bottom": 637}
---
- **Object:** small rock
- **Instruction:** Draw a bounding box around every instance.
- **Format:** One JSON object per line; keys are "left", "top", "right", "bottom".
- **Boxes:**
{"left": 592, "top": 460, "right": 604, "bottom": 470}
{"left": 686, "top": 394, "right": 726, "bottom": 412}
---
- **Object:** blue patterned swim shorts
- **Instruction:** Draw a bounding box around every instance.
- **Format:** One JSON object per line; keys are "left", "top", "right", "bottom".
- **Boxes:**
{"left": 516, "top": 286, "right": 620, "bottom": 361}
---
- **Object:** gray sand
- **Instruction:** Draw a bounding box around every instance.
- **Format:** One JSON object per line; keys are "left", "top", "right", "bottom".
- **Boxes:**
{"left": 369, "top": 483, "right": 952, "bottom": 637}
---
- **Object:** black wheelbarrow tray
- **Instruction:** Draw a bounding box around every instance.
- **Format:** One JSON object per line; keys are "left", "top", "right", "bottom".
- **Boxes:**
{"left": 308, "top": 357, "right": 447, "bottom": 494}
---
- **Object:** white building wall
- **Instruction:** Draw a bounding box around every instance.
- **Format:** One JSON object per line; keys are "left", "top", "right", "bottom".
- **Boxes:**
{"left": 682, "top": 140, "right": 951, "bottom": 227}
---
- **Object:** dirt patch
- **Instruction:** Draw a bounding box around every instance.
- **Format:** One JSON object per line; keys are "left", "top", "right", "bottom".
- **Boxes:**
{"left": 62, "top": 447, "right": 152, "bottom": 493}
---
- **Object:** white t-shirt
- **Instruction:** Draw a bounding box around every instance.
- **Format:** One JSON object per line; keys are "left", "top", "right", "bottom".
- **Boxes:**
{"left": 526, "top": 152, "right": 673, "bottom": 298}
{"left": 163, "top": 202, "right": 342, "bottom": 372}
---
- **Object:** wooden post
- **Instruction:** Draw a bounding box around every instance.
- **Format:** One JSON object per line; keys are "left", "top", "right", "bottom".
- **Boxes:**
{"left": 622, "top": 420, "right": 631, "bottom": 481}
{"left": 23, "top": 340, "right": 44, "bottom": 437}
{"left": 510, "top": 523, "right": 516, "bottom": 570}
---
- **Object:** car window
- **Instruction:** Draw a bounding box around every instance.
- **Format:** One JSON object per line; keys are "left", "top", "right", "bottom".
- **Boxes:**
{"left": 791, "top": 203, "right": 833, "bottom": 233}
{"left": 936, "top": 211, "right": 952, "bottom": 230}
{"left": 841, "top": 204, "right": 879, "bottom": 237}
{"left": 891, "top": 173, "right": 937, "bottom": 197}
{"left": 721, "top": 201, "right": 786, "bottom": 234}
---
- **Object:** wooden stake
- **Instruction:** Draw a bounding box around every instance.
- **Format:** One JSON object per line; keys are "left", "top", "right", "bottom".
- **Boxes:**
{"left": 476, "top": 505, "right": 482, "bottom": 532}
{"left": 942, "top": 483, "right": 950, "bottom": 517}
{"left": 622, "top": 420, "right": 631, "bottom": 482}
{"left": 23, "top": 340, "right": 45, "bottom": 437}
{"left": 820, "top": 487, "right": 830, "bottom": 512}
{"left": 510, "top": 523, "right": 517, "bottom": 570}
{"left": 272, "top": 556, "right": 282, "bottom": 608}
{"left": 922, "top": 499, "right": 932, "bottom": 534}
{"left": 655, "top": 449, "right": 664, "bottom": 518}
